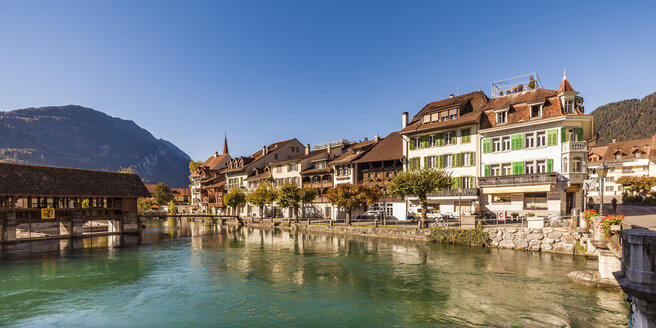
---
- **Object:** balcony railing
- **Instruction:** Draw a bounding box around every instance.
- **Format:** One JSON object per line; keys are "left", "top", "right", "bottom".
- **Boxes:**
{"left": 304, "top": 181, "right": 333, "bottom": 189}
{"left": 562, "top": 172, "right": 587, "bottom": 183}
{"left": 427, "top": 188, "right": 480, "bottom": 197}
{"left": 478, "top": 172, "right": 559, "bottom": 187}
{"left": 562, "top": 141, "right": 588, "bottom": 153}
{"left": 360, "top": 167, "right": 399, "bottom": 174}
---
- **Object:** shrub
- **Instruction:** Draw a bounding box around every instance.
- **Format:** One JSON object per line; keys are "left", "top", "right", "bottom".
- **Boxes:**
{"left": 597, "top": 214, "right": 624, "bottom": 238}
{"left": 582, "top": 209, "right": 597, "bottom": 226}
{"left": 526, "top": 212, "right": 535, "bottom": 217}
{"left": 510, "top": 212, "right": 519, "bottom": 218}
{"left": 644, "top": 196, "right": 656, "bottom": 206}
{"left": 428, "top": 225, "right": 489, "bottom": 246}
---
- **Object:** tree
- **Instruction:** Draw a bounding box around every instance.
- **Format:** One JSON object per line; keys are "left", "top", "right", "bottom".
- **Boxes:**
{"left": 326, "top": 184, "right": 382, "bottom": 225}
{"left": 167, "top": 199, "right": 176, "bottom": 215}
{"left": 138, "top": 197, "right": 156, "bottom": 214}
{"left": 617, "top": 176, "right": 656, "bottom": 197}
{"left": 117, "top": 165, "right": 138, "bottom": 174}
{"left": 387, "top": 167, "right": 452, "bottom": 228}
{"left": 246, "top": 180, "right": 278, "bottom": 219}
{"left": 223, "top": 188, "right": 246, "bottom": 216}
{"left": 299, "top": 188, "right": 318, "bottom": 219}
{"left": 153, "top": 182, "right": 174, "bottom": 205}
{"left": 277, "top": 184, "right": 302, "bottom": 221}
{"left": 189, "top": 160, "right": 202, "bottom": 174}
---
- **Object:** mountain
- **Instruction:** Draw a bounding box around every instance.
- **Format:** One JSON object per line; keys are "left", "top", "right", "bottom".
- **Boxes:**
{"left": 0, "top": 105, "right": 191, "bottom": 187}
{"left": 592, "top": 92, "right": 656, "bottom": 145}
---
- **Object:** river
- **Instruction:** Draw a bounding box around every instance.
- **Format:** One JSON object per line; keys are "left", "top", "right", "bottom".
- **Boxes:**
{"left": 0, "top": 219, "right": 628, "bottom": 327}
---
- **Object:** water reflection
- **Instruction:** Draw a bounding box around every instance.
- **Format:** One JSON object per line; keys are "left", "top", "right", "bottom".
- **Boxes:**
{"left": 0, "top": 218, "right": 628, "bottom": 328}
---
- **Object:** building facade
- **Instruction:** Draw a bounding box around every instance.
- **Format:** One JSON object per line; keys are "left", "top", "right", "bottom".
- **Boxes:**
{"left": 478, "top": 73, "right": 593, "bottom": 217}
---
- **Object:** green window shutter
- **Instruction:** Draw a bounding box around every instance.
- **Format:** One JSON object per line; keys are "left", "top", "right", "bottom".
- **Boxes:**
{"left": 452, "top": 131, "right": 458, "bottom": 145}
{"left": 456, "top": 177, "right": 461, "bottom": 189}
{"left": 547, "top": 159, "right": 553, "bottom": 172}
{"left": 455, "top": 153, "right": 461, "bottom": 167}
{"left": 513, "top": 162, "right": 524, "bottom": 175}
{"left": 409, "top": 138, "right": 415, "bottom": 150}
{"left": 484, "top": 165, "right": 490, "bottom": 177}
{"left": 423, "top": 157, "right": 429, "bottom": 168}
{"left": 462, "top": 129, "right": 471, "bottom": 143}
{"left": 470, "top": 152, "right": 476, "bottom": 166}
{"left": 438, "top": 155, "right": 444, "bottom": 168}
{"left": 561, "top": 128, "right": 567, "bottom": 143}
{"left": 576, "top": 128, "right": 583, "bottom": 141}
{"left": 547, "top": 129, "right": 558, "bottom": 146}
{"left": 436, "top": 133, "right": 444, "bottom": 146}
{"left": 517, "top": 134, "right": 524, "bottom": 149}
{"left": 483, "top": 139, "right": 491, "bottom": 153}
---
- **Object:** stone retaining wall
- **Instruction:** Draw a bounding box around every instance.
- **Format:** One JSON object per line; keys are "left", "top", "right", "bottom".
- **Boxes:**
{"left": 484, "top": 226, "right": 592, "bottom": 254}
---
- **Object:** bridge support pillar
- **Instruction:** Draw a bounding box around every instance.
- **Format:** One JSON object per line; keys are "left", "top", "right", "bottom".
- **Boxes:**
{"left": 1, "top": 212, "right": 17, "bottom": 242}
{"left": 107, "top": 219, "right": 121, "bottom": 233}
{"left": 614, "top": 229, "right": 656, "bottom": 328}
{"left": 59, "top": 221, "right": 73, "bottom": 236}
{"left": 122, "top": 214, "right": 140, "bottom": 233}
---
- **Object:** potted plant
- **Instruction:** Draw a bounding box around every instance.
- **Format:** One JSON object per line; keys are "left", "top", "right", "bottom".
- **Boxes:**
{"left": 582, "top": 209, "right": 597, "bottom": 229}
{"left": 511, "top": 212, "right": 519, "bottom": 219}
{"left": 517, "top": 84, "right": 524, "bottom": 92}
{"left": 528, "top": 76, "right": 536, "bottom": 89}
{"left": 499, "top": 90, "right": 503, "bottom": 96}
{"left": 512, "top": 86, "right": 518, "bottom": 93}
{"left": 598, "top": 214, "right": 625, "bottom": 238}
{"left": 506, "top": 89, "right": 511, "bottom": 95}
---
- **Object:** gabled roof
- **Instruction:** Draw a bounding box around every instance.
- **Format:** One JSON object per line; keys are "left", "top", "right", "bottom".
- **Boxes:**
{"left": 402, "top": 91, "right": 488, "bottom": 134}
{"left": 482, "top": 89, "right": 558, "bottom": 111}
{"left": 598, "top": 135, "right": 656, "bottom": 161}
{"left": 300, "top": 167, "right": 333, "bottom": 176}
{"left": 329, "top": 140, "right": 378, "bottom": 165}
{"left": 251, "top": 138, "right": 299, "bottom": 160}
{"left": 557, "top": 78, "right": 576, "bottom": 94}
{"left": 354, "top": 132, "right": 403, "bottom": 163}
{"left": 0, "top": 163, "right": 150, "bottom": 197}
{"left": 410, "top": 91, "right": 488, "bottom": 122}
{"left": 201, "top": 153, "right": 230, "bottom": 170}
{"left": 272, "top": 149, "right": 328, "bottom": 166}
{"left": 588, "top": 146, "right": 607, "bottom": 163}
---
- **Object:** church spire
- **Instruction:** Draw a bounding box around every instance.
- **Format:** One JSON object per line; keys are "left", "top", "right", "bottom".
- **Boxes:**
{"left": 223, "top": 133, "right": 229, "bottom": 154}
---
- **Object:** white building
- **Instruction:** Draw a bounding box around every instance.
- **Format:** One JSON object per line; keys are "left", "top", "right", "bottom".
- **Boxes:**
{"left": 588, "top": 135, "right": 656, "bottom": 200}
{"left": 400, "top": 91, "right": 488, "bottom": 216}
{"left": 478, "top": 73, "right": 593, "bottom": 217}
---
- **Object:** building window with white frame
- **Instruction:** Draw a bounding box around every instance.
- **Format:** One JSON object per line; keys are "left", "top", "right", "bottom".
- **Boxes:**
{"left": 536, "top": 131, "right": 546, "bottom": 147}
{"left": 462, "top": 176, "right": 471, "bottom": 189}
{"left": 525, "top": 161, "right": 536, "bottom": 174}
{"left": 426, "top": 156, "right": 435, "bottom": 168}
{"left": 463, "top": 153, "right": 471, "bottom": 166}
{"left": 496, "top": 110, "right": 508, "bottom": 124}
{"left": 502, "top": 136, "right": 511, "bottom": 151}
{"left": 502, "top": 163, "right": 512, "bottom": 176}
{"left": 445, "top": 132, "right": 453, "bottom": 145}
{"left": 492, "top": 138, "right": 501, "bottom": 152}
{"left": 530, "top": 104, "right": 542, "bottom": 119}
{"left": 491, "top": 165, "right": 501, "bottom": 176}
{"left": 444, "top": 154, "right": 452, "bottom": 167}
{"left": 537, "top": 160, "right": 546, "bottom": 173}
{"left": 525, "top": 133, "right": 535, "bottom": 148}
{"left": 413, "top": 137, "right": 421, "bottom": 149}
{"left": 565, "top": 100, "right": 575, "bottom": 114}
{"left": 428, "top": 135, "right": 436, "bottom": 147}
{"left": 572, "top": 157, "right": 582, "bottom": 172}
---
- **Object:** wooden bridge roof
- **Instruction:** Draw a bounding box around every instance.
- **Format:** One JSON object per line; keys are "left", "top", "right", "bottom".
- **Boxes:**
{"left": 0, "top": 162, "right": 151, "bottom": 197}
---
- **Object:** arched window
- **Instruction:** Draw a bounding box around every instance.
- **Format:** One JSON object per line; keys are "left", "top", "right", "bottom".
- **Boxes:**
{"left": 563, "top": 157, "right": 568, "bottom": 172}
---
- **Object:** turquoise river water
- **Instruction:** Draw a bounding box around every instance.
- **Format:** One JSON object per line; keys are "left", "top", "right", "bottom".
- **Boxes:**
{"left": 0, "top": 219, "right": 628, "bottom": 327}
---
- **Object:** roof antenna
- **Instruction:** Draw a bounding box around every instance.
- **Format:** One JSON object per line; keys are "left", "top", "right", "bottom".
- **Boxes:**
{"left": 563, "top": 68, "right": 567, "bottom": 80}
{"left": 456, "top": 84, "right": 459, "bottom": 96}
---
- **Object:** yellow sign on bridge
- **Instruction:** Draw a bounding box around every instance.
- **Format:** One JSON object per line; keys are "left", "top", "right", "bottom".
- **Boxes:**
{"left": 41, "top": 208, "right": 55, "bottom": 219}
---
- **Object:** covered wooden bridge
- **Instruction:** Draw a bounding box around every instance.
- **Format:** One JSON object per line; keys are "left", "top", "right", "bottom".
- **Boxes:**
{"left": 0, "top": 163, "right": 150, "bottom": 243}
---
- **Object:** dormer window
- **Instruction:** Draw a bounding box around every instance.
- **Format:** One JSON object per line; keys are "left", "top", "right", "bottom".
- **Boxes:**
{"left": 496, "top": 110, "right": 508, "bottom": 124}
{"left": 615, "top": 154, "right": 622, "bottom": 160}
{"left": 530, "top": 104, "right": 543, "bottom": 119}
{"left": 635, "top": 152, "right": 642, "bottom": 158}
{"left": 565, "top": 100, "right": 575, "bottom": 114}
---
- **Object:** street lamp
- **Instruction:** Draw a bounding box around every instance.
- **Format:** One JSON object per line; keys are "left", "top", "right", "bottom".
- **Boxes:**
{"left": 598, "top": 162, "right": 609, "bottom": 216}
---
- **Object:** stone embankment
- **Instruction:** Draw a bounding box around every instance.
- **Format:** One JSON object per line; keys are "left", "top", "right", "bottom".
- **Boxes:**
{"left": 483, "top": 226, "right": 593, "bottom": 255}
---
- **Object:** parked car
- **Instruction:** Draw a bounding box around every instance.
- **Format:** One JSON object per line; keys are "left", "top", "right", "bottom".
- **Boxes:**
{"left": 356, "top": 210, "right": 383, "bottom": 220}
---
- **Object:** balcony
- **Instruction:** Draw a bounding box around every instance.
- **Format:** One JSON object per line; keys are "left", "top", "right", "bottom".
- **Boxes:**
{"left": 562, "top": 172, "right": 587, "bottom": 184}
{"left": 304, "top": 181, "right": 333, "bottom": 189}
{"left": 478, "top": 172, "right": 559, "bottom": 187}
{"left": 427, "top": 188, "right": 479, "bottom": 198}
{"left": 562, "top": 141, "right": 588, "bottom": 153}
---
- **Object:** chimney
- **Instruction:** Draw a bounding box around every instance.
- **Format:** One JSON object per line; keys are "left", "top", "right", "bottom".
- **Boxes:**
{"left": 305, "top": 144, "right": 310, "bottom": 155}
{"left": 327, "top": 146, "right": 332, "bottom": 156}
{"left": 263, "top": 145, "right": 268, "bottom": 155}
{"left": 374, "top": 134, "right": 380, "bottom": 142}
{"left": 214, "top": 151, "right": 218, "bottom": 157}
{"left": 449, "top": 94, "right": 454, "bottom": 98}
{"left": 402, "top": 112, "right": 408, "bottom": 129}
{"left": 364, "top": 137, "right": 368, "bottom": 142}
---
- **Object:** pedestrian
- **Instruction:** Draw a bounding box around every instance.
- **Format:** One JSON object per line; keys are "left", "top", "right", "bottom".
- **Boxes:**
{"left": 588, "top": 197, "right": 595, "bottom": 210}
{"left": 611, "top": 197, "right": 618, "bottom": 213}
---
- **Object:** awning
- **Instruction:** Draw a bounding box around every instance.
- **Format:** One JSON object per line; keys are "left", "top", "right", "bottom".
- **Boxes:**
{"left": 482, "top": 185, "right": 552, "bottom": 194}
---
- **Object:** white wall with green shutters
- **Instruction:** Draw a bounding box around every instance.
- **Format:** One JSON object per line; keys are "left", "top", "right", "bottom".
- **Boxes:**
{"left": 478, "top": 121, "right": 583, "bottom": 177}
{"left": 406, "top": 124, "right": 479, "bottom": 183}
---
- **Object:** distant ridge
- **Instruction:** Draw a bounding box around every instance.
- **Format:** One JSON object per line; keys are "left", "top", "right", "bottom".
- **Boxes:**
{"left": 592, "top": 92, "right": 656, "bottom": 145}
{"left": 0, "top": 105, "right": 191, "bottom": 187}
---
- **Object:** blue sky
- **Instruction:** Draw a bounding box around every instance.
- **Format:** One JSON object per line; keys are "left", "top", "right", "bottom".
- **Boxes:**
{"left": 1, "top": 1, "right": 655, "bottom": 161}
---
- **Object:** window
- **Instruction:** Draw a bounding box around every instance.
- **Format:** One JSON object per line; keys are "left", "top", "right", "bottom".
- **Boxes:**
{"left": 536, "top": 132, "right": 546, "bottom": 147}
{"left": 502, "top": 136, "right": 511, "bottom": 151}
{"left": 491, "top": 165, "right": 501, "bottom": 176}
{"left": 524, "top": 193, "right": 547, "bottom": 209}
{"left": 635, "top": 152, "right": 642, "bottom": 158}
{"left": 496, "top": 110, "right": 508, "bottom": 124}
{"left": 463, "top": 153, "right": 471, "bottom": 166}
{"left": 537, "top": 160, "right": 546, "bottom": 173}
{"left": 444, "top": 154, "right": 452, "bottom": 167}
{"left": 572, "top": 157, "right": 582, "bottom": 172}
{"left": 275, "top": 154, "right": 278, "bottom": 160}
{"left": 444, "top": 132, "right": 453, "bottom": 145}
{"left": 525, "top": 133, "right": 535, "bottom": 148}
{"left": 428, "top": 135, "right": 436, "bottom": 147}
{"left": 316, "top": 162, "right": 325, "bottom": 169}
{"left": 492, "top": 194, "right": 511, "bottom": 203}
{"left": 605, "top": 186, "right": 614, "bottom": 192}
{"left": 530, "top": 104, "right": 542, "bottom": 118}
{"left": 461, "top": 177, "right": 471, "bottom": 189}
{"left": 275, "top": 166, "right": 282, "bottom": 173}
{"left": 565, "top": 100, "right": 575, "bottom": 114}
{"left": 413, "top": 137, "right": 421, "bottom": 149}
{"left": 289, "top": 164, "right": 297, "bottom": 172}
{"left": 441, "top": 112, "right": 449, "bottom": 121}
{"left": 563, "top": 157, "right": 568, "bottom": 172}
{"left": 461, "top": 128, "right": 471, "bottom": 143}
{"left": 423, "top": 115, "right": 431, "bottom": 123}
{"left": 450, "top": 113, "right": 457, "bottom": 120}
{"left": 616, "top": 154, "right": 622, "bottom": 160}
{"left": 605, "top": 177, "right": 615, "bottom": 182}
{"left": 525, "top": 161, "right": 535, "bottom": 174}
{"left": 502, "top": 163, "right": 512, "bottom": 176}
{"left": 492, "top": 138, "right": 501, "bottom": 152}
{"left": 426, "top": 156, "right": 435, "bottom": 168}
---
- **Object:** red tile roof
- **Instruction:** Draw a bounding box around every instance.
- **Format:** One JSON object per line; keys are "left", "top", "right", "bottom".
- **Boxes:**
{"left": 557, "top": 78, "right": 576, "bottom": 93}
{"left": 354, "top": 132, "right": 403, "bottom": 163}
{"left": 402, "top": 91, "right": 488, "bottom": 134}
